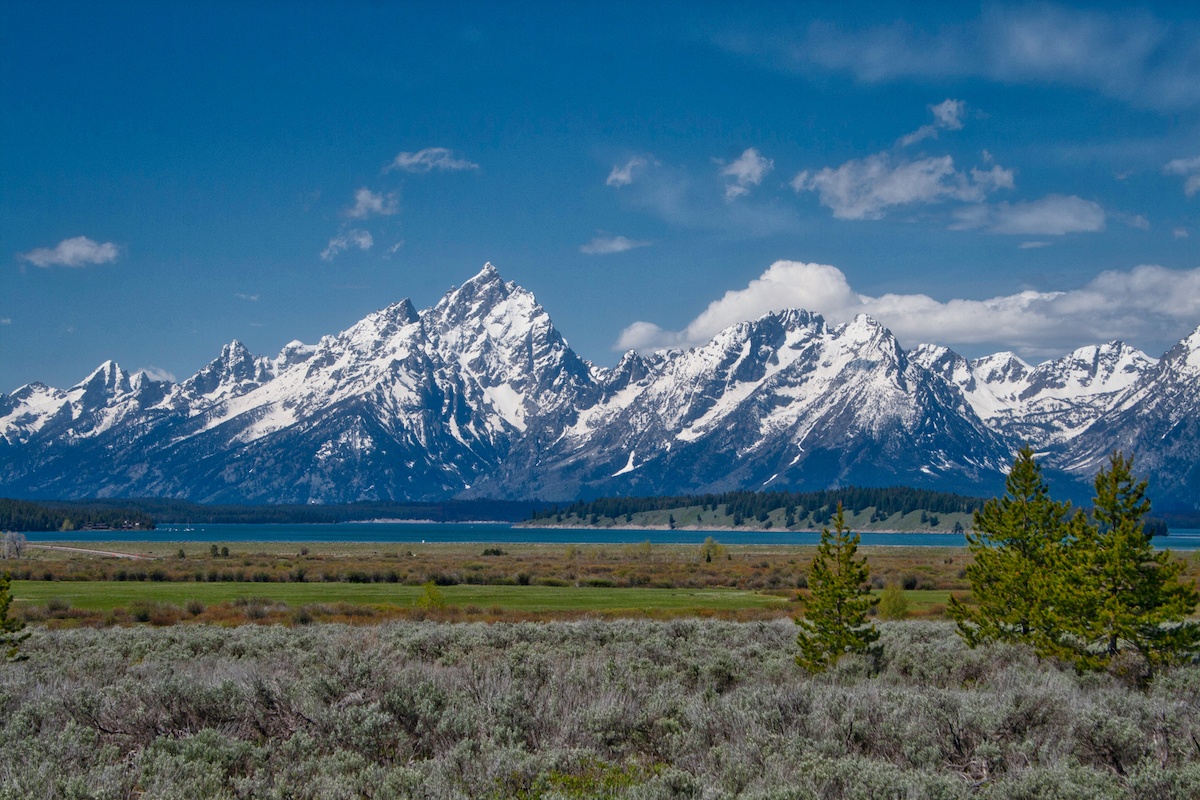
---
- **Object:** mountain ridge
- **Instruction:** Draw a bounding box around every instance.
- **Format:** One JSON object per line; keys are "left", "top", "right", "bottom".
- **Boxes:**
{"left": 3, "top": 263, "right": 1198, "bottom": 511}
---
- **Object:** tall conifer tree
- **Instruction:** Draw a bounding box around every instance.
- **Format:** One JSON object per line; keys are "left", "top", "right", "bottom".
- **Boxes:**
{"left": 796, "top": 503, "right": 878, "bottom": 672}
{"left": 949, "top": 446, "right": 1073, "bottom": 653}
{"left": 1061, "top": 453, "right": 1200, "bottom": 673}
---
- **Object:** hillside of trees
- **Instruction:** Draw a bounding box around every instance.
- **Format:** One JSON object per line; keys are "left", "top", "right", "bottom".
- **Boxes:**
{"left": 529, "top": 486, "right": 988, "bottom": 530}
{"left": 0, "top": 498, "right": 156, "bottom": 532}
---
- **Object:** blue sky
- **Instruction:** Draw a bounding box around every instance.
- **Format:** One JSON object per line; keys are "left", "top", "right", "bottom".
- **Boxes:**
{"left": 3, "top": 1, "right": 1199, "bottom": 390}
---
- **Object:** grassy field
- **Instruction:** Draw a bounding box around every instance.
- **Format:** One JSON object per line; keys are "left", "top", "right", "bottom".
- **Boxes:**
{"left": 11, "top": 580, "right": 790, "bottom": 613}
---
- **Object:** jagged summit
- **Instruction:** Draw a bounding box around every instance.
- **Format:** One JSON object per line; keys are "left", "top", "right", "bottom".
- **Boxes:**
{"left": 2, "top": 264, "right": 1198, "bottom": 508}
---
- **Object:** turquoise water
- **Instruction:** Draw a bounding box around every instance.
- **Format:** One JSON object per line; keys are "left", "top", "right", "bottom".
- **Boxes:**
{"left": 20, "top": 523, "right": 1200, "bottom": 549}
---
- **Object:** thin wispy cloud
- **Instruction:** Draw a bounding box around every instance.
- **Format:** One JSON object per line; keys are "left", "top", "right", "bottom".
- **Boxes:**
{"left": 718, "top": 148, "right": 774, "bottom": 201}
{"left": 792, "top": 154, "right": 1011, "bottom": 220}
{"left": 1164, "top": 156, "right": 1200, "bottom": 197}
{"left": 898, "top": 98, "right": 965, "bottom": 146}
{"left": 345, "top": 187, "right": 398, "bottom": 219}
{"left": 387, "top": 147, "right": 479, "bottom": 173}
{"left": 0, "top": 318, "right": 11, "bottom": 325}
{"left": 580, "top": 235, "right": 651, "bottom": 255}
{"left": 1019, "top": 241, "right": 1051, "bottom": 249}
{"left": 19, "top": 236, "right": 119, "bottom": 268}
{"left": 1174, "top": 227, "right": 1190, "bottom": 239}
{"left": 320, "top": 229, "right": 373, "bottom": 261}
{"left": 951, "top": 195, "right": 1106, "bottom": 235}
{"left": 617, "top": 260, "right": 1200, "bottom": 358}
{"left": 606, "top": 156, "right": 649, "bottom": 187}
{"left": 617, "top": 161, "right": 800, "bottom": 237}
{"left": 235, "top": 293, "right": 259, "bottom": 301}
{"left": 724, "top": 5, "right": 1200, "bottom": 110}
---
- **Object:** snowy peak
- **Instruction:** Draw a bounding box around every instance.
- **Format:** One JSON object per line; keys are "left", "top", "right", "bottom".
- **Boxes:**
{"left": 76, "top": 360, "right": 132, "bottom": 404}
{"left": 1022, "top": 341, "right": 1152, "bottom": 401}
{"left": 271, "top": 339, "right": 317, "bottom": 373}
{"left": 971, "top": 352, "right": 1031, "bottom": 389}
{"left": 181, "top": 340, "right": 270, "bottom": 401}
{"left": 1160, "top": 324, "right": 1200, "bottom": 376}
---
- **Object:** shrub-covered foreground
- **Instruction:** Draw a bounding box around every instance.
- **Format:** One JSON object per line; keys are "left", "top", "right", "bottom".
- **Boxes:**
{"left": 4, "top": 620, "right": 1200, "bottom": 799}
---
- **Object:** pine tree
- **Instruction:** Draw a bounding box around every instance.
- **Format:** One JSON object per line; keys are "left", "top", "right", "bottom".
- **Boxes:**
{"left": 1061, "top": 452, "right": 1200, "bottom": 674}
{"left": 796, "top": 503, "right": 878, "bottom": 672}
{"left": 0, "top": 573, "right": 29, "bottom": 663}
{"left": 949, "top": 446, "right": 1074, "bottom": 653}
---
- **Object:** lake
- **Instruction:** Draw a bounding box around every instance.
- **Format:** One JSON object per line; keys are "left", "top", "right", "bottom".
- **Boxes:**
{"left": 19, "top": 522, "right": 1200, "bottom": 549}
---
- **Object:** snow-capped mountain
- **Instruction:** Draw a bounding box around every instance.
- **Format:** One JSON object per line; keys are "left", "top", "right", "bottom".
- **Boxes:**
{"left": 1, "top": 264, "right": 1198, "bottom": 509}
{"left": 911, "top": 341, "right": 1155, "bottom": 445}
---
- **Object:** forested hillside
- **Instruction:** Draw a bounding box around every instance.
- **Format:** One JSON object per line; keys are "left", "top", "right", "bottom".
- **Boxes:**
{"left": 529, "top": 487, "right": 985, "bottom": 530}
{"left": 0, "top": 498, "right": 156, "bottom": 532}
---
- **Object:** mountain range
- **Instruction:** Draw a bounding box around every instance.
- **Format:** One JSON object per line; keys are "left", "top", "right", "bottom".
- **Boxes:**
{"left": 2, "top": 263, "right": 1198, "bottom": 511}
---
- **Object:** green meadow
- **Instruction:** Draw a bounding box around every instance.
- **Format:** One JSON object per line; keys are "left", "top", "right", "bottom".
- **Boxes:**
{"left": 11, "top": 580, "right": 792, "bottom": 614}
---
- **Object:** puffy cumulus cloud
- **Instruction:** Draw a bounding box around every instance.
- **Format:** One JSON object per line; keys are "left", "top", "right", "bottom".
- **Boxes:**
{"left": 718, "top": 148, "right": 774, "bottom": 201}
{"left": 792, "top": 154, "right": 1009, "bottom": 220}
{"left": 1164, "top": 156, "right": 1200, "bottom": 197}
{"left": 345, "top": 187, "right": 398, "bottom": 219}
{"left": 606, "top": 156, "right": 649, "bottom": 187}
{"left": 727, "top": 5, "right": 1200, "bottom": 110}
{"left": 134, "top": 366, "right": 176, "bottom": 383}
{"left": 580, "top": 235, "right": 651, "bottom": 255}
{"left": 898, "top": 98, "right": 966, "bottom": 146}
{"left": 616, "top": 260, "right": 1200, "bottom": 357}
{"left": 19, "top": 236, "right": 119, "bottom": 268}
{"left": 952, "top": 194, "right": 1106, "bottom": 235}
{"left": 386, "top": 147, "right": 478, "bottom": 173}
{"left": 320, "top": 229, "right": 373, "bottom": 261}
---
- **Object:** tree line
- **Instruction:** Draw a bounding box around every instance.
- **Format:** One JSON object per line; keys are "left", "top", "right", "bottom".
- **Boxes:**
{"left": 32, "top": 498, "right": 546, "bottom": 525}
{"left": 799, "top": 447, "right": 1198, "bottom": 681}
{"left": 530, "top": 486, "right": 988, "bottom": 524}
{"left": 0, "top": 499, "right": 156, "bottom": 532}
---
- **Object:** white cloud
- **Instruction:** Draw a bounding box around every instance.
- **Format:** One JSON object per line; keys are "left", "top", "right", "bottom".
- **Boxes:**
{"left": 1164, "top": 156, "right": 1200, "bottom": 173}
{"left": 729, "top": 6, "right": 1200, "bottom": 110}
{"left": 1164, "top": 156, "right": 1200, "bottom": 196}
{"left": 345, "top": 187, "right": 398, "bottom": 219}
{"left": 718, "top": 148, "right": 774, "bottom": 201}
{"left": 792, "top": 154, "right": 1007, "bottom": 220}
{"left": 19, "top": 236, "right": 119, "bottom": 268}
{"left": 1123, "top": 214, "right": 1151, "bottom": 230}
{"left": 135, "top": 366, "right": 176, "bottom": 383}
{"left": 320, "top": 229, "right": 373, "bottom": 261}
{"left": 616, "top": 259, "right": 1200, "bottom": 358}
{"left": 898, "top": 98, "right": 966, "bottom": 146}
{"left": 235, "top": 293, "right": 258, "bottom": 301}
{"left": 606, "top": 156, "right": 649, "bottom": 187}
{"left": 1174, "top": 227, "right": 1189, "bottom": 239}
{"left": 1018, "top": 241, "right": 1051, "bottom": 249}
{"left": 580, "top": 235, "right": 651, "bottom": 255}
{"left": 387, "top": 147, "right": 479, "bottom": 173}
{"left": 952, "top": 194, "right": 1106, "bottom": 235}
{"left": 0, "top": 318, "right": 10, "bottom": 325}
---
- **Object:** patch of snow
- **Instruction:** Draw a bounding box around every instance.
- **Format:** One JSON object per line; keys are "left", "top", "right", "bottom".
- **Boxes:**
{"left": 612, "top": 451, "right": 638, "bottom": 477}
